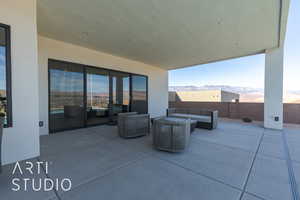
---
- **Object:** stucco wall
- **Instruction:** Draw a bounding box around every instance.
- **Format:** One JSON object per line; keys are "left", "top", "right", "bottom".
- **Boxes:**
{"left": 221, "top": 91, "right": 240, "bottom": 102}
{"left": 173, "top": 90, "right": 221, "bottom": 102}
{"left": 0, "top": 0, "right": 40, "bottom": 164}
{"left": 169, "top": 90, "right": 239, "bottom": 103}
{"left": 38, "top": 36, "right": 168, "bottom": 135}
{"left": 169, "top": 101, "right": 300, "bottom": 125}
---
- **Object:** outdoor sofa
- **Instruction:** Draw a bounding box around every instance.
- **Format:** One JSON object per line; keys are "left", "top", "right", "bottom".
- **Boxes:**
{"left": 117, "top": 112, "right": 150, "bottom": 138}
{"left": 167, "top": 108, "right": 218, "bottom": 130}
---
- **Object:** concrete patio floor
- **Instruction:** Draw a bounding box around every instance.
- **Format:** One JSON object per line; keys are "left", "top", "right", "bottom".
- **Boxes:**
{"left": 1, "top": 120, "right": 299, "bottom": 200}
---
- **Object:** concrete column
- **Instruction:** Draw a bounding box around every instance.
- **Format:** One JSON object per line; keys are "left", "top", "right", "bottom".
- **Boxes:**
{"left": 264, "top": 47, "right": 284, "bottom": 130}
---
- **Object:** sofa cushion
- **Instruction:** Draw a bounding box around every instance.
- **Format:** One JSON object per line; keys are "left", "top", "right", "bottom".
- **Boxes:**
{"left": 169, "top": 113, "right": 211, "bottom": 123}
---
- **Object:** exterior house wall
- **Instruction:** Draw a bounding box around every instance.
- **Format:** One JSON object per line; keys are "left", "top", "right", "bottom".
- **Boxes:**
{"left": 38, "top": 36, "right": 168, "bottom": 135}
{"left": 174, "top": 90, "right": 221, "bottom": 102}
{"left": 169, "top": 90, "right": 240, "bottom": 103}
{"left": 169, "top": 101, "right": 300, "bottom": 124}
{"left": 0, "top": 0, "right": 40, "bottom": 164}
{"left": 221, "top": 91, "right": 240, "bottom": 102}
{"left": 169, "top": 91, "right": 177, "bottom": 102}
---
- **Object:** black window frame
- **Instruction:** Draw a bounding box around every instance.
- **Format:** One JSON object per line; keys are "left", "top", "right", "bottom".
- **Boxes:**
{"left": 48, "top": 59, "right": 148, "bottom": 133}
{"left": 0, "top": 23, "right": 13, "bottom": 128}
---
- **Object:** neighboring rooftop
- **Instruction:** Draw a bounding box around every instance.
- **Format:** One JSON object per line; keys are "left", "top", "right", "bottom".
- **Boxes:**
{"left": 169, "top": 85, "right": 300, "bottom": 103}
{"left": 169, "top": 90, "right": 240, "bottom": 102}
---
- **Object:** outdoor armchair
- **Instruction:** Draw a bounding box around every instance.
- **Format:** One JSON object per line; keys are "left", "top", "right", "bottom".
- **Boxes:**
{"left": 153, "top": 117, "right": 191, "bottom": 152}
{"left": 117, "top": 112, "right": 150, "bottom": 138}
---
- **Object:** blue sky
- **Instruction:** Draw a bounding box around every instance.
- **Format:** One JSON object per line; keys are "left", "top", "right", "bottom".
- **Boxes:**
{"left": 169, "top": 0, "right": 300, "bottom": 91}
{"left": 0, "top": 47, "right": 6, "bottom": 90}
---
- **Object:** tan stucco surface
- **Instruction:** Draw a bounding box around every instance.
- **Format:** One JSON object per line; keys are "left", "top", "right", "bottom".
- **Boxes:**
{"left": 170, "top": 90, "right": 239, "bottom": 102}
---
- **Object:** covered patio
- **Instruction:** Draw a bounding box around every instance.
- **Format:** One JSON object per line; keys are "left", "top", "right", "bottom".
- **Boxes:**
{"left": 0, "top": 1, "right": 297, "bottom": 200}
{"left": 1, "top": 120, "right": 299, "bottom": 200}
{"left": 0, "top": 0, "right": 291, "bottom": 165}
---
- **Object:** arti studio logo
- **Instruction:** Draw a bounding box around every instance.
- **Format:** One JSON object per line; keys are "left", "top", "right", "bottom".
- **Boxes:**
{"left": 11, "top": 161, "right": 72, "bottom": 192}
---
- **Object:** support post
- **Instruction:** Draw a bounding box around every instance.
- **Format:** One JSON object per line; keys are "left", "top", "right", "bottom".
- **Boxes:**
{"left": 264, "top": 47, "right": 284, "bottom": 130}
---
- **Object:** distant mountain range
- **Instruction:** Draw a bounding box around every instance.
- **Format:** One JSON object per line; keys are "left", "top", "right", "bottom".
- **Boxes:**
{"left": 169, "top": 85, "right": 300, "bottom": 103}
{"left": 169, "top": 85, "right": 264, "bottom": 94}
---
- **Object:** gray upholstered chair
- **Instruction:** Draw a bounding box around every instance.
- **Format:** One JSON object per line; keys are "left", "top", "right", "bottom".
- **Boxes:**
{"left": 64, "top": 105, "right": 84, "bottom": 118}
{"left": 153, "top": 117, "right": 191, "bottom": 152}
{"left": 117, "top": 112, "right": 150, "bottom": 138}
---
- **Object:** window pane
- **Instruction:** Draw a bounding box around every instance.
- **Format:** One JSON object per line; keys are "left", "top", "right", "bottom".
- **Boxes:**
{"left": 112, "top": 77, "right": 117, "bottom": 104}
{"left": 123, "top": 77, "right": 130, "bottom": 105}
{"left": 86, "top": 68, "right": 110, "bottom": 126}
{"left": 131, "top": 75, "right": 147, "bottom": 114}
{"left": 49, "top": 61, "right": 85, "bottom": 132}
{"left": 0, "top": 27, "right": 8, "bottom": 125}
{"left": 111, "top": 72, "right": 130, "bottom": 116}
{"left": 0, "top": 27, "right": 5, "bottom": 46}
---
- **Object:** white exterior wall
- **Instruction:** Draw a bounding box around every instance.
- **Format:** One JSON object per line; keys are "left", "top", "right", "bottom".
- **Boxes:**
{"left": 38, "top": 36, "right": 168, "bottom": 135}
{"left": 0, "top": 1, "right": 40, "bottom": 164}
{"left": 264, "top": 47, "right": 284, "bottom": 130}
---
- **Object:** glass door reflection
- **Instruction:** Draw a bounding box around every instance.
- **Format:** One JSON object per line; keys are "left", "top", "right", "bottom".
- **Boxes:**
{"left": 49, "top": 60, "right": 85, "bottom": 132}
{"left": 86, "top": 68, "right": 110, "bottom": 126}
{"left": 109, "top": 72, "right": 130, "bottom": 122}
{"left": 131, "top": 75, "right": 148, "bottom": 114}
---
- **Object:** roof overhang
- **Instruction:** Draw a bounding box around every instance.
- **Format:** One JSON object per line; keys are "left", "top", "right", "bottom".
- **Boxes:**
{"left": 37, "top": 0, "right": 290, "bottom": 70}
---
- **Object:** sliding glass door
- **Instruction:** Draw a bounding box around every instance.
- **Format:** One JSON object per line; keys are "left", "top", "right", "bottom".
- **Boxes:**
{"left": 49, "top": 60, "right": 85, "bottom": 133}
{"left": 49, "top": 59, "right": 148, "bottom": 133}
{"left": 131, "top": 75, "right": 148, "bottom": 114}
{"left": 86, "top": 68, "right": 110, "bottom": 126}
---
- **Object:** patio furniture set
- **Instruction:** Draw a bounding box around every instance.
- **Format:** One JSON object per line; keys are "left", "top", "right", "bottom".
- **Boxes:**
{"left": 0, "top": 108, "right": 218, "bottom": 174}
{"left": 117, "top": 108, "right": 218, "bottom": 152}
